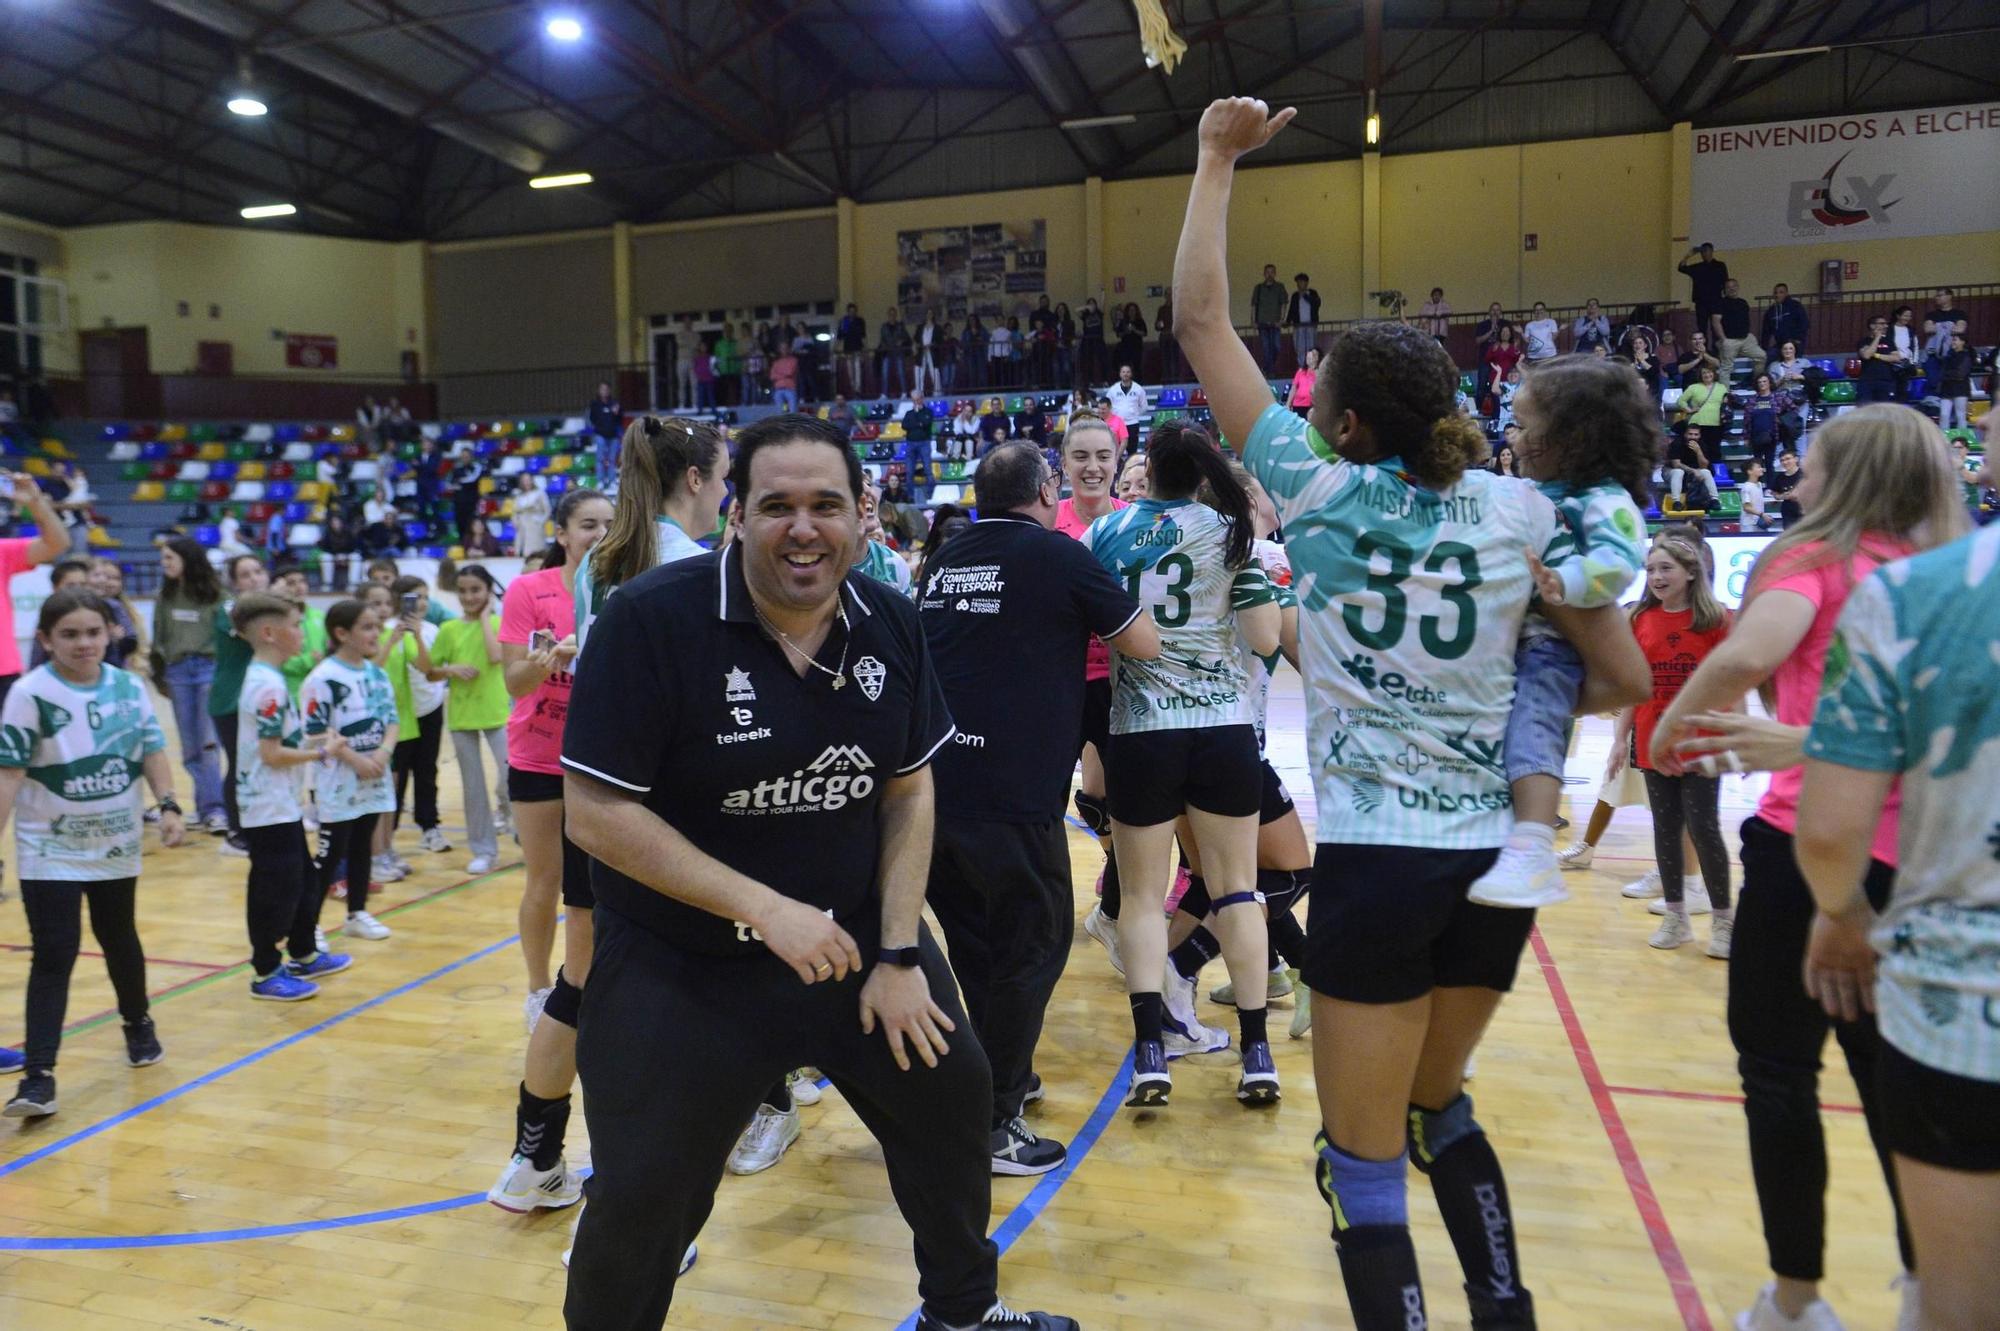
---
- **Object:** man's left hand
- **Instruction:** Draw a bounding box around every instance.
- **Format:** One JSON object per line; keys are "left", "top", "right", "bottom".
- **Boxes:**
{"left": 859, "top": 963, "right": 955, "bottom": 1072}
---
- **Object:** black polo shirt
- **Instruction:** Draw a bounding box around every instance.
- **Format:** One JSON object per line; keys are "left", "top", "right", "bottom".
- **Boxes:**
{"left": 919, "top": 513, "right": 1142, "bottom": 823}
{"left": 1715, "top": 297, "right": 1751, "bottom": 339}
{"left": 562, "top": 542, "right": 955, "bottom": 956}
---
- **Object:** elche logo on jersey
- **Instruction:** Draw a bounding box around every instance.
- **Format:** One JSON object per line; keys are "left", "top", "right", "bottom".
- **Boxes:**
{"left": 721, "top": 744, "right": 876, "bottom": 815}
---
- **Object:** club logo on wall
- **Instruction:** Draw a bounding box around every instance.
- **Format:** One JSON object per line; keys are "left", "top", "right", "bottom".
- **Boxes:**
{"left": 1787, "top": 152, "right": 1899, "bottom": 232}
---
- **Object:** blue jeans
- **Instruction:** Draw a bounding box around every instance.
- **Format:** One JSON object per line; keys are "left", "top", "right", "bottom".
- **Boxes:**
{"left": 1257, "top": 324, "right": 1281, "bottom": 371}
{"left": 772, "top": 388, "right": 798, "bottom": 412}
{"left": 1505, "top": 634, "right": 1585, "bottom": 784}
{"left": 163, "top": 655, "right": 225, "bottom": 818}
{"left": 879, "top": 353, "right": 906, "bottom": 396}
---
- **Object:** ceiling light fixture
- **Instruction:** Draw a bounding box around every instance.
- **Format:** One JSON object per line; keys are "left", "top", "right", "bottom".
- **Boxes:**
{"left": 240, "top": 203, "right": 297, "bottom": 219}
{"left": 528, "top": 172, "right": 593, "bottom": 189}
{"left": 1059, "top": 114, "right": 1137, "bottom": 131}
{"left": 1364, "top": 90, "right": 1380, "bottom": 146}
{"left": 545, "top": 15, "right": 583, "bottom": 41}
{"left": 227, "top": 54, "right": 267, "bottom": 116}
{"left": 227, "top": 95, "right": 268, "bottom": 117}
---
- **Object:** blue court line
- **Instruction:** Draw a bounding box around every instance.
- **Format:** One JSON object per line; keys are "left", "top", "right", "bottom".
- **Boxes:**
{"left": 1063, "top": 815, "right": 1091, "bottom": 833}
{"left": 893, "top": 1047, "right": 1136, "bottom": 1331}
{"left": 0, "top": 931, "right": 523, "bottom": 1191}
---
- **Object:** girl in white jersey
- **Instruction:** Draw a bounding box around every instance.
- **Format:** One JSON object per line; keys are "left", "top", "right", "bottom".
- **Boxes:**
{"left": 1172, "top": 97, "right": 1651, "bottom": 1331}
{"left": 573, "top": 415, "right": 727, "bottom": 656}
{"left": 1, "top": 590, "right": 184, "bottom": 1119}
{"left": 1087, "top": 420, "right": 1284, "bottom": 1108}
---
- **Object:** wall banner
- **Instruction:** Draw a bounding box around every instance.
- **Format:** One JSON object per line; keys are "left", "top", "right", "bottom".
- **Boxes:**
{"left": 1690, "top": 103, "right": 2000, "bottom": 249}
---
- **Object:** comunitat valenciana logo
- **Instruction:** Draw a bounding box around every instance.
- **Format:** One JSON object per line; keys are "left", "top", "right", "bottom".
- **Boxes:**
{"left": 722, "top": 745, "right": 876, "bottom": 814}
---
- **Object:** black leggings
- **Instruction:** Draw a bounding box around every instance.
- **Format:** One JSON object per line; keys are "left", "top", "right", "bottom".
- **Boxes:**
{"left": 20, "top": 878, "right": 147, "bottom": 1072}
{"left": 1729, "top": 816, "right": 1911, "bottom": 1281}
{"left": 318, "top": 814, "right": 378, "bottom": 915}
{"left": 244, "top": 821, "right": 324, "bottom": 976}
{"left": 215, "top": 710, "right": 241, "bottom": 836}
{"left": 392, "top": 707, "right": 443, "bottom": 831}
{"left": 1641, "top": 769, "right": 1732, "bottom": 908}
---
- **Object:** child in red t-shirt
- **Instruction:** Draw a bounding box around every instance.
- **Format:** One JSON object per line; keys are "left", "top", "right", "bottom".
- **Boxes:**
{"left": 1611, "top": 534, "right": 1736, "bottom": 953}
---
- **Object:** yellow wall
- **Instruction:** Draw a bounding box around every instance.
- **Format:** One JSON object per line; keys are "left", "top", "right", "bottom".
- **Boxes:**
{"left": 1105, "top": 159, "right": 1366, "bottom": 319}
{"left": 1718, "top": 233, "right": 2000, "bottom": 300}
{"left": 850, "top": 183, "right": 1089, "bottom": 323}
{"left": 63, "top": 222, "right": 423, "bottom": 377}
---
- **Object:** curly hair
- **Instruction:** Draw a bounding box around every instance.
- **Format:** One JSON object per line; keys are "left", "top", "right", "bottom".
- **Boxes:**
{"left": 1514, "top": 355, "right": 1660, "bottom": 506}
{"left": 1320, "top": 321, "right": 1488, "bottom": 488}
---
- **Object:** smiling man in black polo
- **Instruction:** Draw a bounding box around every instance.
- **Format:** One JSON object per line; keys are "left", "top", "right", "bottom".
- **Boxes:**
{"left": 560, "top": 413, "right": 1078, "bottom": 1331}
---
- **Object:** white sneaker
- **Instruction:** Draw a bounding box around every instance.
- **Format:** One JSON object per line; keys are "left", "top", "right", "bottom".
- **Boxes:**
{"left": 1892, "top": 1274, "right": 1920, "bottom": 1331}
{"left": 1289, "top": 978, "right": 1313, "bottom": 1039}
{"left": 727, "top": 1103, "right": 802, "bottom": 1175}
{"left": 787, "top": 1068, "right": 823, "bottom": 1107}
{"left": 524, "top": 986, "right": 552, "bottom": 1035}
{"left": 1210, "top": 964, "right": 1294, "bottom": 1006}
{"left": 1466, "top": 841, "right": 1570, "bottom": 909}
{"left": 467, "top": 855, "right": 496, "bottom": 875}
{"left": 370, "top": 854, "right": 406, "bottom": 884}
{"left": 390, "top": 852, "right": 414, "bottom": 875}
{"left": 343, "top": 911, "right": 391, "bottom": 941}
{"left": 1649, "top": 910, "right": 1695, "bottom": 950}
{"left": 314, "top": 926, "right": 328, "bottom": 954}
{"left": 1558, "top": 842, "right": 1595, "bottom": 871}
{"left": 487, "top": 1153, "right": 583, "bottom": 1212}
{"left": 1621, "top": 868, "right": 1663, "bottom": 898}
{"left": 1163, "top": 966, "right": 1208, "bottom": 1041}
{"left": 1733, "top": 1282, "right": 1847, "bottom": 1331}
{"left": 1162, "top": 1023, "right": 1232, "bottom": 1059}
{"left": 1082, "top": 904, "right": 1124, "bottom": 977}
{"left": 1649, "top": 878, "right": 1712, "bottom": 915}
{"left": 1708, "top": 915, "right": 1735, "bottom": 960}
{"left": 420, "top": 827, "right": 451, "bottom": 853}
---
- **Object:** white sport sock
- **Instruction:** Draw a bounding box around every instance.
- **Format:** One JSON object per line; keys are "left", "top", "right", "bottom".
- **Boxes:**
{"left": 1507, "top": 822, "right": 1557, "bottom": 851}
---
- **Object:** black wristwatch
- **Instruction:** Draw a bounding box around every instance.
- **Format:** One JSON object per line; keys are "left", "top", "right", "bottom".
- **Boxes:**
{"left": 878, "top": 945, "right": 922, "bottom": 969}
{"left": 155, "top": 796, "right": 182, "bottom": 817}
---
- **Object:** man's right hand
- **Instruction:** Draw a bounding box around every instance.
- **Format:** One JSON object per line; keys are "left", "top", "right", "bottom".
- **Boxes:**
{"left": 757, "top": 895, "right": 864, "bottom": 985}
{"left": 1195, "top": 97, "right": 1296, "bottom": 164}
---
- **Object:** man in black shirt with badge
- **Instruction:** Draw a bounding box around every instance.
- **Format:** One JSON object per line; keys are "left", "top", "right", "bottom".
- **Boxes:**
{"left": 561, "top": 414, "right": 1077, "bottom": 1331}
{"left": 1707, "top": 276, "right": 1766, "bottom": 377}
{"left": 918, "top": 442, "right": 1159, "bottom": 1177}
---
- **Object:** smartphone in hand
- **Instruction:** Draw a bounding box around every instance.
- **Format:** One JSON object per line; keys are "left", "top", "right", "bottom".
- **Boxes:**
{"left": 529, "top": 628, "right": 557, "bottom": 654}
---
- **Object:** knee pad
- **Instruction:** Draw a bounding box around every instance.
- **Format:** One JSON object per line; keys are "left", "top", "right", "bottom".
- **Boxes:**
{"left": 1073, "top": 791, "right": 1112, "bottom": 838}
{"left": 1406, "top": 1093, "right": 1481, "bottom": 1174}
{"left": 1313, "top": 1128, "right": 1410, "bottom": 1237}
{"left": 1259, "top": 867, "right": 1310, "bottom": 915}
{"left": 543, "top": 968, "right": 584, "bottom": 1029}
{"left": 1175, "top": 873, "right": 1211, "bottom": 918}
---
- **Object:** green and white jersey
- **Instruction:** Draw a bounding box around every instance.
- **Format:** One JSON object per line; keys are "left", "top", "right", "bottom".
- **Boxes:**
{"left": 1523, "top": 479, "right": 1647, "bottom": 641}
{"left": 237, "top": 660, "right": 304, "bottom": 829}
{"left": 0, "top": 664, "right": 165, "bottom": 881}
{"left": 301, "top": 655, "right": 398, "bottom": 823}
{"left": 1244, "top": 404, "right": 1565, "bottom": 850}
{"left": 574, "top": 516, "right": 706, "bottom": 658}
{"left": 1087, "top": 498, "right": 1278, "bottom": 735}
{"left": 1238, "top": 538, "right": 1299, "bottom": 750}
{"left": 1806, "top": 525, "right": 2000, "bottom": 1083}
{"left": 856, "top": 538, "right": 914, "bottom": 597}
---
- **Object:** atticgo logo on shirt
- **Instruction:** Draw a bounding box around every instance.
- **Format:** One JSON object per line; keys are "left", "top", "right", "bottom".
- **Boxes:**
{"left": 721, "top": 745, "right": 876, "bottom": 815}
{"left": 50, "top": 753, "right": 137, "bottom": 801}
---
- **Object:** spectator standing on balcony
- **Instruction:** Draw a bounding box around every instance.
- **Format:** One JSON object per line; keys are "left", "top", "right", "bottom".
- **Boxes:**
{"left": 1522, "top": 302, "right": 1561, "bottom": 363}
{"left": 674, "top": 318, "right": 698, "bottom": 408}
{"left": 1922, "top": 288, "right": 1968, "bottom": 358}
{"left": 1286, "top": 272, "right": 1321, "bottom": 370}
{"left": 1936, "top": 332, "right": 1974, "bottom": 431}
{"left": 919, "top": 310, "right": 948, "bottom": 397}
{"left": 1572, "top": 300, "right": 1611, "bottom": 354}
{"left": 1153, "top": 293, "right": 1177, "bottom": 382}
{"left": 690, "top": 338, "right": 717, "bottom": 411}
{"left": 709, "top": 324, "right": 739, "bottom": 407}
{"left": 1857, "top": 314, "right": 1904, "bottom": 403}
{"left": 1115, "top": 304, "right": 1147, "bottom": 381}
{"left": 988, "top": 317, "right": 1015, "bottom": 388}
{"left": 1678, "top": 242, "right": 1730, "bottom": 333}
{"left": 769, "top": 344, "right": 801, "bottom": 413}
{"left": 512, "top": 475, "right": 550, "bottom": 559}
{"left": 837, "top": 305, "right": 867, "bottom": 397}
{"left": 1251, "top": 264, "right": 1286, "bottom": 371}
{"left": 878, "top": 308, "right": 911, "bottom": 397}
{"left": 1105, "top": 364, "right": 1148, "bottom": 431}
{"left": 1891, "top": 305, "right": 1921, "bottom": 392}
{"left": 1420, "top": 288, "right": 1451, "bottom": 340}
{"left": 587, "top": 381, "right": 623, "bottom": 487}
{"left": 1029, "top": 297, "right": 1057, "bottom": 390}
{"left": 741, "top": 333, "right": 767, "bottom": 406}
{"left": 1709, "top": 278, "right": 1766, "bottom": 377}
{"left": 1079, "top": 299, "right": 1107, "bottom": 388}
{"left": 1475, "top": 301, "right": 1512, "bottom": 353}
{"left": 1761, "top": 283, "right": 1810, "bottom": 356}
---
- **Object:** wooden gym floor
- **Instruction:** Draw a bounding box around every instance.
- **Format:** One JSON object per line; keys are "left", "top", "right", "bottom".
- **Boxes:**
{"left": 0, "top": 678, "right": 1904, "bottom": 1330}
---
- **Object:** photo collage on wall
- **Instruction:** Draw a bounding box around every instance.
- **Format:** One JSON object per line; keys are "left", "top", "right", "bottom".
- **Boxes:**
{"left": 896, "top": 220, "right": 1046, "bottom": 324}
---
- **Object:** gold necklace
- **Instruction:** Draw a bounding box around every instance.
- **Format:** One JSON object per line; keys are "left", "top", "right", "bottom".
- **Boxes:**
{"left": 753, "top": 600, "right": 851, "bottom": 689}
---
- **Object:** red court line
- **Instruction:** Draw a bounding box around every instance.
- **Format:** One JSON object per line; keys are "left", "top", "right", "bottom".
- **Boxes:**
{"left": 1608, "top": 1083, "right": 1864, "bottom": 1115}
{"left": 0, "top": 943, "right": 224, "bottom": 971}
{"left": 1530, "top": 927, "right": 1714, "bottom": 1331}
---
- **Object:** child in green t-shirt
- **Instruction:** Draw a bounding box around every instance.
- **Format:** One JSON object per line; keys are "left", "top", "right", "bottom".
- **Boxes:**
{"left": 432, "top": 565, "right": 512, "bottom": 874}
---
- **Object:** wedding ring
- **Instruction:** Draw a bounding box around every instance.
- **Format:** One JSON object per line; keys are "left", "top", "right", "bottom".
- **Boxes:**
{"left": 813, "top": 961, "right": 832, "bottom": 976}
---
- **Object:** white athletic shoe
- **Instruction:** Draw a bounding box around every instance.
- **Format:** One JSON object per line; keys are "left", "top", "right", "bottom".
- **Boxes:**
{"left": 787, "top": 1068, "right": 823, "bottom": 1106}
{"left": 420, "top": 827, "right": 451, "bottom": 853}
{"left": 1209, "top": 964, "right": 1294, "bottom": 1007}
{"left": 487, "top": 1153, "right": 583, "bottom": 1212}
{"left": 1082, "top": 904, "right": 1124, "bottom": 977}
{"left": 1466, "top": 840, "right": 1570, "bottom": 909}
{"left": 370, "top": 853, "right": 406, "bottom": 884}
{"left": 1733, "top": 1282, "right": 1847, "bottom": 1331}
{"left": 313, "top": 926, "right": 328, "bottom": 954}
{"left": 467, "top": 855, "right": 497, "bottom": 875}
{"left": 1892, "top": 1274, "right": 1921, "bottom": 1331}
{"left": 727, "top": 1103, "right": 801, "bottom": 1175}
{"left": 524, "top": 986, "right": 552, "bottom": 1035}
{"left": 1163, "top": 967, "right": 1208, "bottom": 1042}
{"left": 1649, "top": 910, "right": 1695, "bottom": 950}
{"left": 1648, "top": 879, "right": 1712, "bottom": 915}
{"left": 390, "top": 852, "right": 414, "bottom": 875}
{"left": 1557, "top": 842, "right": 1595, "bottom": 871}
{"left": 342, "top": 911, "right": 391, "bottom": 941}
{"left": 1288, "top": 977, "right": 1313, "bottom": 1040}
{"left": 561, "top": 1209, "right": 696, "bottom": 1275}
{"left": 1621, "top": 868, "right": 1663, "bottom": 898}
{"left": 1707, "top": 915, "right": 1735, "bottom": 960}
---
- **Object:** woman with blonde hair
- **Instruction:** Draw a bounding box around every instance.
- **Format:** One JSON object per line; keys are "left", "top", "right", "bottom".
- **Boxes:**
{"left": 572, "top": 415, "right": 726, "bottom": 654}
{"left": 1650, "top": 404, "right": 1968, "bottom": 1331}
